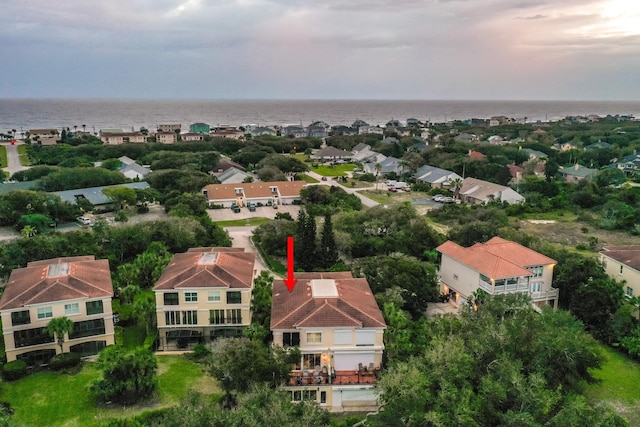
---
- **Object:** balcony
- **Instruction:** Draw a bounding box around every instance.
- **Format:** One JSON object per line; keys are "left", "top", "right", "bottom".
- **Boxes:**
{"left": 287, "top": 368, "right": 379, "bottom": 387}
{"left": 478, "top": 279, "right": 531, "bottom": 295}
{"left": 531, "top": 288, "right": 559, "bottom": 301}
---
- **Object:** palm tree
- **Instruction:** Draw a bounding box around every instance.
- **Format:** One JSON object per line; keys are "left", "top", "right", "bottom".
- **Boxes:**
{"left": 450, "top": 178, "right": 463, "bottom": 200}
{"left": 46, "top": 317, "right": 74, "bottom": 354}
{"left": 375, "top": 163, "right": 382, "bottom": 190}
{"left": 21, "top": 225, "right": 37, "bottom": 238}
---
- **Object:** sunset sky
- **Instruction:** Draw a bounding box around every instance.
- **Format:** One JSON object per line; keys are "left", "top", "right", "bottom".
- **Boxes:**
{"left": 1, "top": 0, "right": 638, "bottom": 100}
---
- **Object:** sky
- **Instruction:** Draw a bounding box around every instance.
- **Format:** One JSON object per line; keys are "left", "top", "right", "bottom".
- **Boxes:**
{"left": 0, "top": 0, "right": 639, "bottom": 100}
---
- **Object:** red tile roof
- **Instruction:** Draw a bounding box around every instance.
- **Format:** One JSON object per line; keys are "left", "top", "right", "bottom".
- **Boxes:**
{"left": 153, "top": 247, "right": 255, "bottom": 290}
{"left": 601, "top": 246, "right": 640, "bottom": 271}
{"left": 202, "top": 181, "right": 306, "bottom": 201}
{"left": 468, "top": 151, "right": 486, "bottom": 160}
{"left": 437, "top": 237, "right": 557, "bottom": 279}
{"left": 0, "top": 256, "right": 113, "bottom": 310}
{"left": 271, "top": 272, "right": 386, "bottom": 330}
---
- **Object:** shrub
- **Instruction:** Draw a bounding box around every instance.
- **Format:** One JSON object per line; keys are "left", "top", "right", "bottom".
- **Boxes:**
{"left": 190, "top": 343, "right": 212, "bottom": 361}
{"left": 136, "top": 204, "right": 150, "bottom": 214}
{"left": 48, "top": 352, "right": 81, "bottom": 371}
{"left": 2, "top": 360, "right": 27, "bottom": 381}
{"left": 143, "top": 335, "right": 156, "bottom": 350}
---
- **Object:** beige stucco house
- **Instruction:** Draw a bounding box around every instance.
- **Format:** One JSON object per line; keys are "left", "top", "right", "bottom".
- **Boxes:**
{"left": 600, "top": 246, "right": 640, "bottom": 299}
{"left": 100, "top": 132, "right": 147, "bottom": 144}
{"left": 156, "top": 131, "right": 178, "bottom": 144}
{"left": 437, "top": 237, "right": 558, "bottom": 310}
{"left": 202, "top": 180, "right": 306, "bottom": 208}
{"left": 0, "top": 256, "right": 115, "bottom": 365}
{"left": 153, "top": 247, "right": 256, "bottom": 351}
{"left": 271, "top": 272, "right": 386, "bottom": 412}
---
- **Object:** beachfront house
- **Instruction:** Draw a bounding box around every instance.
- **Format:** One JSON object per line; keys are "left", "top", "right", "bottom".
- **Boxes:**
{"left": 437, "top": 237, "right": 558, "bottom": 310}
{"left": 271, "top": 272, "right": 386, "bottom": 412}
{"left": 0, "top": 256, "right": 116, "bottom": 364}
{"left": 153, "top": 248, "right": 257, "bottom": 351}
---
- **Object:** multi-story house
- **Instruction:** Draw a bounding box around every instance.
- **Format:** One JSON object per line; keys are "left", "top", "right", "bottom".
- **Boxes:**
{"left": 437, "top": 237, "right": 558, "bottom": 310}
{"left": 600, "top": 246, "right": 640, "bottom": 299}
{"left": 156, "top": 131, "right": 178, "bottom": 144}
{"left": 271, "top": 272, "right": 386, "bottom": 412}
{"left": 158, "top": 124, "right": 181, "bottom": 133}
{"left": 0, "top": 256, "right": 115, "bottom": 365}
{"left": 189, "top": 123, "right": 210, "bottom": 134}
{"left": 100, "top": 132, "right": 147, "bottom": 144}
{"left": 153, "top": 247, "right": 256, "bottom": 351}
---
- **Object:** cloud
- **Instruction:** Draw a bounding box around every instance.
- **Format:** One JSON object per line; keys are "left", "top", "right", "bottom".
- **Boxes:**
{"left": 0, "top": 0, "right": 638, "bottom": 100}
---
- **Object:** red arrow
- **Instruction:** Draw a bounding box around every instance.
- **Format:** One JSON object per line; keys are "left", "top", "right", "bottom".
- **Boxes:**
{"left": 284, "top": 236, "right": 297, "bottom": 292}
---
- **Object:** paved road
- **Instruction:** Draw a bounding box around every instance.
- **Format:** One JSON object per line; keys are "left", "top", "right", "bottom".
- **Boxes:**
{"left": 304, "top": 170, "right": 381, "bottom": 208}
{"left": 224, "top": 226, "right": 269, "bottom": 273}
{"left": 1, "top": 141, "right": 29, "bottom": 177}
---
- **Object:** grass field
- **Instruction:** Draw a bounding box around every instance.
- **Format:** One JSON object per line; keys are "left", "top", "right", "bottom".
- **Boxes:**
{"left": 0, "top": 355, "right": 218, "bottom": 427}
{"left": 311, "top": 163, "right": 357, "bottom": 177}
{"left": 0, "top": 146, "right": 7, "bottom": 168}
{"left": 298, "top": 174, "right": 319, "bottom": 183}
{"left": 214, "top": 218, "right": 272, "bottom": 227}
{"left": 17, "top": 145, "right": 31, "bottom": 166}
{"left": 586, "top": 345, "right": 640, "bottom": 425}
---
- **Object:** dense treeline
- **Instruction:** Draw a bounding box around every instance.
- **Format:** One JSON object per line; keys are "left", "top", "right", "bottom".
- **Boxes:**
{"left": 0, "top": 216, "right": 230, "bottom": 278}
{"left": 376, "top": 294, "right": 627, "bottom": 426}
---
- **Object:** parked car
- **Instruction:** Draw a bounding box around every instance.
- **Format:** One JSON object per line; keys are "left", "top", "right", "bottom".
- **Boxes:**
{"left": 432, "top": 195, "right": 445, "bottom": 202}
{"left": 388, "top": 187, "right": 397, "bottom": 192}
{"left": 321, "top": 177, "right": 328, "bottom": 181}
{"left": 76, "top": 216, "right": 92, "bottom": 225}
{"left": 247, "top": 202, "right": 256, "bottom": 212}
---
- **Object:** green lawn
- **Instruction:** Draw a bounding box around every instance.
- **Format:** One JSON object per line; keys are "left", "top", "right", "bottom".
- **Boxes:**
{"left": 0, "top": 355, "right": 218, "bottom": 427}
{"left": 214, "top": 217, "right": 272, "bottom": 227}
{"left": 298, "top": 174, "right": 319, "bottom": 183}
{"left": 311, "top": 163, "right": 357, "bottom": 177}
{"left": 585, "top": 345, "right": 640, "bottom": 424}
{"left": 17, "top": 145, "right": 31, "bottom": 166}
{"left": 0, "top": 146, "right": 7, "bottom": 168}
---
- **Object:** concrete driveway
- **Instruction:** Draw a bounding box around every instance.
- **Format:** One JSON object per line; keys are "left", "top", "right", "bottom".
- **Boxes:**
{"left": 224, "top": 226, "right": 269, "bottom": 273}
{"left": 2, "top": 141, "right": 29, "bottom": 177}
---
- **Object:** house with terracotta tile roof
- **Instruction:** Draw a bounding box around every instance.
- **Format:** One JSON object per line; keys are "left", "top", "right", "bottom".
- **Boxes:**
{"left": 600, "top": 246, "right": 640, "bottom": 300}
{"left": 153, "top": 248, "right": 257, "bottom": 351}
{"left": 271, "top": 272, "right": 386, "bottom": 412}
{"left": 156, "top": 131, "right": 178, "bottom": 144}
{"left": 202, "top": 180, "right": 306, "bottom": 208}
{"left": 437, "top": 237, "right": 558, "bottom": 310}
{"left": 0, "top": 256, "right": 116, "bottom": 365}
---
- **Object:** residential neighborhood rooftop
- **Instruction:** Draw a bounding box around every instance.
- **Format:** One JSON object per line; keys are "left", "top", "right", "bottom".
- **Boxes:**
{"left": 0, "top": 256, "right": 113, "bottom": 310}
{"left": 271, "top": 272, "right": 386, "bottom": 330}
{"left": 153, "top": 247, "right": 255, "bottom": 290}
{"left": 437, "top": 237, "right": 557, "bottom": 280}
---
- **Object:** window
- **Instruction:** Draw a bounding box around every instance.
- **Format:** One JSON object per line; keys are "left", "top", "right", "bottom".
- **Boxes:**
{"left": 165, "top": 311, "right": 181, "bottom": 326}
{"left": 164, "top": 293, "right": 179, "bottom": 306}
{"left": 208, "top": 291, "right": 221, "bottom": 302}
{"left": 185, "top": 292, "right": 198, "bottom": 303}
{"left": 182, "top": 311, "right": 198, "bottom": 325}
{"left": 530, "top": 266, "right": 544, "bottom": 277}
{"left": 37, "top": 307, "right": 53, "bottom": 319}
{"left": 210, "top": 309, "right": 225, "bottom": 325}
{"left": 306, "top": 332, "right": 322, "bottom": 344}
{"left": 14, "top": 327, "right": 54, "bottom": 348}
{"left": 320, "top": 391, "right": 327, "bottom": 404}
{"left": 227, "top": 292, "right": 242, "bottom": 304}
{"left": 627, "top": 287, "right": 634, "bottom": 297}
{"left": 620, "top": 265, "right": 624, "bottom": 274}
{"left": 11, "top": 310, "right": 31, "bottom": 326}
{"left": 291, "top": 390, "right": 317, "bottom": 402}
{"left": 355, "top": 330, "right": 376, "bottom": 346}
{"left": 531, "top": 282, "right": 542, "bottom": 293}
{"left": 480, "top": 274, "right": 490, "bottom": 283}
{"left": 283, "top": 332, "right": 300, "bottom": 347}
{"left": 64, "top": 303, "right": 80, "bottom": 315}
{"left": 86, "top": 300, "right": 104, "bottom": 315}
{"left": 70, "top": 319, "right": 105, "bottom": 339}
{"left": 226, "top": 309, "right": 242, "bottom": 324}
{"left": 303, "top": 353, "right": 322, "bottom": 370}
{"left": 334, "top": 330, "right": 351, "bottom": 345}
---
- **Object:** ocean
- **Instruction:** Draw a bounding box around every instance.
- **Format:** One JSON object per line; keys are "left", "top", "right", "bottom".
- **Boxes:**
{"left": 1, "top": 99, "right": 639, "bottom": 134}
